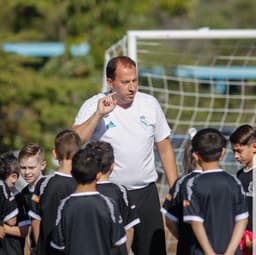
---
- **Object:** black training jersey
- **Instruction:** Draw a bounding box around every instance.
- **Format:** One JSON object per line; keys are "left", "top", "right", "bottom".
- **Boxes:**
{"left": 32, "top": 172, "right": 76, "bottom": 255}
{"left": 96, "top": 181, "right": 140, "bottom": 229}
{"left": 0, "top": 180, "right": 18, "bottom": 223}
{"left": 4, "top": 191, "right": 31, "bottom": 255}
{"left": 237, "top": 167, "right": 254, "bottom": 231}
{"left": 24, "top": 176, "right": 46, "bottom": 249}
{"left": 183, "top": 169, "right": 248, "bottom": 255}
{"left": 28, "top": 176, "right": 47, "bottom": 219}
{"left": 0, "top": 180, "right": 18, "bottom": 255}
{"left": 22, "top": 176, "right": 46, "bottom": 213}
{"left": 161, "top": 170, "right": 202, "bottom": 255}
{"left": 51, "top": 192, "right": 127, "bottom": 255}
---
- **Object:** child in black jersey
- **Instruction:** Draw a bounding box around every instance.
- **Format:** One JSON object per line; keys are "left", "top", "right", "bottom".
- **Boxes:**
{"left": 51, "top": 143, "right": 127, "bottom": 255}
{"left": 29, "top": 129, "right": 82, "bottom": 255}
{"left": 183, "top": 128, "right": 248, "bottom": 255}
{"left": 0, "top": 152, "right": 21, "bottom": 255}
{"left": 18, "top": 143, "right": 47, "bottom": 254}
{"left": 230, "top": 124, "right": 256, "bottom": 255}
{"left": 161, "top": 137, "right": 202, "bottom": 255}
{"left": 92, "top": 141, "right": 140, "bottom": 254}
{"left": 19, "top": 143, "right": 46, "bottom": 201}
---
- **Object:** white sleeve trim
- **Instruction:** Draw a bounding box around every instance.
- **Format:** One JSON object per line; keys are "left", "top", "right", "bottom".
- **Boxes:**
{"left": 4, "top": 208, "right": 19, "bottom": 223}
{"left": 18, "top": 220, "right": 31, "bottom": 227}
{"left": 183, "top": 215, "right": 204, "bottom": 223}
{"left": 235, "top": 212, "right": 249, "bottom": 221}
{"left": 50, "top": 241, "right": 65, "bottom": 250}
{"left": 161, "top": 207, "right": 179, "bottom": 222}
{"left": 114, "top": 235, "right": 127, "bottom": 246}
{"left": 124, "top": 218, "right": 140, "bottom": 230}
{"left": 28, "top": 210, "right": 41, "bottom": 221}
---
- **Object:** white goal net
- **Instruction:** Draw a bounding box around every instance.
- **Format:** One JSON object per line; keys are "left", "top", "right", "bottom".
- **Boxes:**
{"left": 103, "top": 28, "right": 256, "bottom": 197}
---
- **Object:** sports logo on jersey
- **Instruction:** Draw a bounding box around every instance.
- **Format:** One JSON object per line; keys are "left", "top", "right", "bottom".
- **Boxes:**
{"left": 106, "top": 121, "right": 116, "bottom": 129}
{"left": 140, "top": 115, "right": 148, "bottom": 129}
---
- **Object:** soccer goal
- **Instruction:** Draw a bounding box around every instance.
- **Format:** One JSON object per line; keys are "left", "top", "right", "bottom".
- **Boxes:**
{"left": 103, "top": 28, "right": 256, "bottom": 194}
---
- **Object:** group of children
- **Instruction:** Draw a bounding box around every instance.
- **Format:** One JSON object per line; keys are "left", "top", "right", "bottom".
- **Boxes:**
{"left": 162, "top": 124, "right": 255, "bottom": 255}
{"left": 0, "top": 129, "right": 139, "bottom": 255}
{"left": 0, "top": 124, "right": 254, "bottom": 255}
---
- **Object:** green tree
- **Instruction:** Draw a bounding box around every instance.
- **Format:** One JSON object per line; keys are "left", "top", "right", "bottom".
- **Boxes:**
{"left": 0, "top": 49, "right": 100, "bottom": 168}
{"left": 1, "top": 0, "right": 256, "bottom": 168}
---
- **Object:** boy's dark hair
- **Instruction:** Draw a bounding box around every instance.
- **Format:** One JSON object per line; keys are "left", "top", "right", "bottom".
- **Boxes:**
{"left": 18, "top": 143, "right": 45, "bottom": 162}
{"left": 192, "top": 128, "right": 227, "bottom": 162}
{"left": 229, "top": 124, "right": 256, "bottom": 146}
{"left": 55, "top": 129, "right": 82, "bottom": 160}
{"left": 106, "top": 56, "right": 136, "bottom": 80}
{"left": 90, "top": 141, "right": 114, "bottom": 174}
{"left": 0, "top": 152, "right": 20, "bottom": 180}
{"left": 71, "top": 144, "right": 102, "bottom": 184}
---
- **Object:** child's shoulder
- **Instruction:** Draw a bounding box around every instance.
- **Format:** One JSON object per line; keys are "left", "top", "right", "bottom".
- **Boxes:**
{"left": 0, "top": 180, "right": 11, "bottom": 200}
{"left": 237, "top": 166, "right": 254, "bottom": 176}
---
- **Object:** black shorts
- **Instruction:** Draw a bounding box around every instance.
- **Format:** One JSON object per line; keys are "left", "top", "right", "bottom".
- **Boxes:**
{"left": 128, "top": 183, "right": 166, "bottom": 255}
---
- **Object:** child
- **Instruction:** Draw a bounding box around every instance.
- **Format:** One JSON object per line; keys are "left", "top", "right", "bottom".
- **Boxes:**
{"left": 18, "top": 143, "right": 47, "bottom": 254}
{"left": 230, "top": 124, "right": 256, "bottom": 255}
{"left": 161, "top": 138, "right": 202, "bottom": 255}
{"left": 92, "top": 141, "right": 140, "bottom": 254}
{"left": 0, "top": 152, "right": 19, "bottom": 254}
{"left": 51, "top": 143, "right": 127, "bottom": 255}
{"left": 29, "top": 129, "right": 82, "bottom": 255}
{"left": 0, "top": 152, "right": 30, "bottom": 255}
{"left": 19, "top": 143, "right": 47, "bottom": 199}
{"left": 183, "top": 128, "right": 248, "bottom": 255}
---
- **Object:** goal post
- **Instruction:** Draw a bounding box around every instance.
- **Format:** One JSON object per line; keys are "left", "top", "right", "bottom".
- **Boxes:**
{"left": 104, "top": 28, "right": 256, "bottom": 254}
{"left": 103, "top": 29, "right": 256, "bottom": 180}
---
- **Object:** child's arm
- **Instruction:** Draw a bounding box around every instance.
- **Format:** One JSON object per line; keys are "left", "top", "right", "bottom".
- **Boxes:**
{"left": 0, "top": 225, "right": 5, "bottom": 239}
{"left": 126, "top": 227, "right": 134, "bottom": 253}
{"left": 191, "top": 221, "right": 216, "bottom": 255}
{"left": 165, "top": 217, "right": 178, "bottom": 239}
{"left": 3, "top": 224, "right": 29, "bottom": 238}
{"left": 224, "top": 218, "right": 248, "bottom": 255}
{"left": 31, "top": 219, "right": 40, "bottom": 244}
{"left": 5, "top": 216, "right": 17, "bottom": 226}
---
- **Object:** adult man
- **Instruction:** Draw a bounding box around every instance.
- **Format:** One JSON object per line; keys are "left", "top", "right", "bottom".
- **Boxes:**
{"left": 73, "top": 56, "right": 177, "bottom": 255}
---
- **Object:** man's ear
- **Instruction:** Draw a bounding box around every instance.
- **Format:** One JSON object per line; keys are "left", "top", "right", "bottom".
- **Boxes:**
{"left": 106, "top": 78, "right": 113, "bottom": 90}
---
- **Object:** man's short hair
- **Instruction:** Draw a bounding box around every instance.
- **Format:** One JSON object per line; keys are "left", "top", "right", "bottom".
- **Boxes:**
{"left": 106, "top": 56, "right": 136, "bottom": 80}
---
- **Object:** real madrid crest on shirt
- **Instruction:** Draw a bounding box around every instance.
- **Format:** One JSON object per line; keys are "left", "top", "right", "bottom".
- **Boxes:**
{"left": 139, "top": 115, "right": 148, "bottom": 129}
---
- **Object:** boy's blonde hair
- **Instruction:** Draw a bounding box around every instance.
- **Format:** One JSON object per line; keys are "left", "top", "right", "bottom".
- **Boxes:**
{"left": 18, "top": 143, "right": 45, "bottom": 162}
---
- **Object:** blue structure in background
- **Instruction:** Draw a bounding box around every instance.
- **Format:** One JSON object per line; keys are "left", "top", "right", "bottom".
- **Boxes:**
{"left": 175, "top": 65, "right": 256, "bottom": 80}
{"left": 2, "top": 42, "right": 90, "bottom": 57}
{"left": 174, "top": 65, "right": 256, "bottom": 93}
